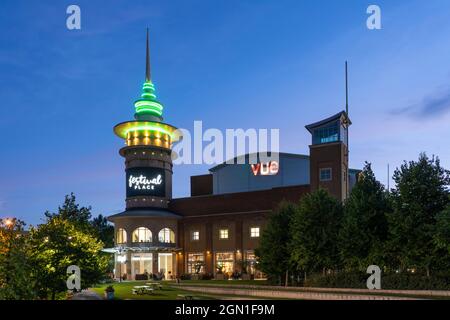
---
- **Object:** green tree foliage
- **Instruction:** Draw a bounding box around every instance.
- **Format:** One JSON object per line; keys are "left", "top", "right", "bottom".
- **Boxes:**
{"left": 255, "top": 201, "right": 296, "bottom": 285}
{"left": 91, "top": 214, "right": 114, "bottom": 248}
{"left": 290, "top": 189, "right": 343, "bottom": 274}
{"left": 29, "top": 216, "right": 109, "bottom": 299}
{"left": 388, "top": 153, "right": 450, "bottom": 275}
{"left": 44, "top": 193, "right": 92, "bottom": 231}
{"left": 0, "top": 219, "right": 36, "bottom": 299}
{"left": 433, "top": 204, "right": 450, "bottom": 259}
{"left": 339, "top": 162, "right": 390, "bottom": 270}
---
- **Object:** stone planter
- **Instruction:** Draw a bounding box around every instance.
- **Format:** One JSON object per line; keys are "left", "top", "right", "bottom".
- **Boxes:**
{"left": 104, "top": 291, "right": 114, "bottom": 300}
{"left": 241, "top": 273, "right": 251, "bottom": 280}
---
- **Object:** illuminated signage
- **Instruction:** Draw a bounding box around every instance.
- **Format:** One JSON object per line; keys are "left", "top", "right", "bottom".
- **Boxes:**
{"left": 251, "top": 161, "right": 279, "bottom": 176}
{"left": 126, "top": 167, "right": 166, "bottom": 197}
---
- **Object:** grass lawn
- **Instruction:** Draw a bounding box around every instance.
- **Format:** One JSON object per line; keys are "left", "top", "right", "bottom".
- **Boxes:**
{"left": 173, "top": 280, "right": 269, "bottom": 286}
{"left": 91, "top": 281, "right": 217, "bottom": 300}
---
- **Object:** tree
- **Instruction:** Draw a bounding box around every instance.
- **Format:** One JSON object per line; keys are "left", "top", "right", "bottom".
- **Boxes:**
{"left": 388, "top": 153, "right": 450, "bottom": 276}
{"left": 45, "top": 193, "right": 92, "bottom": 231}
{"left": 433, "top": 204, "right": 450, "bottom": 269}
{"left": 29, "top": 216, "right": 109, "bottom": 299}
{"left": 255, "top": 201, "right": 296, "bottom": 285}
{"left": 0, "top": 218, "right": 36, "bottom": 300}
{"left": 91, "top": 214, "right": 114, "bottom": 248}
{"left": 290, "top": 189, "right": 343, "bottom": 275}
{"left": 339, "top": 162, "right": 390, "bottom": 270}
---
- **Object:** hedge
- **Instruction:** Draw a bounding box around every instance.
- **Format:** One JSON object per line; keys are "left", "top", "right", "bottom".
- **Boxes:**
{"left": 303, "top": 272, "right": 450, "bottom": 290}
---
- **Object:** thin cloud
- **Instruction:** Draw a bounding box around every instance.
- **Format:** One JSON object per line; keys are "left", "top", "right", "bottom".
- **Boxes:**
{"left": 392, "top": 87, "right": 450, "bottom": 119}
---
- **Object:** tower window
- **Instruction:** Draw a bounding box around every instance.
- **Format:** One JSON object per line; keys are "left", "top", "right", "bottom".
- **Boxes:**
{"left": 191, "top": 231, "right": 200, "bottom": 241}
{"left": 319, "top": 168, "right": 332, "bottom": 181}
{"left": 158, "top": 228, "right": 175, "bottom": 243}
{"left": 313, "top": 124, "right": 339, "bottom": 144}
{"left": 219, "top": 229, "right": 229, "bottom": 239}
{"left": 250, "top": 227, "right": 260, "bottom": 238}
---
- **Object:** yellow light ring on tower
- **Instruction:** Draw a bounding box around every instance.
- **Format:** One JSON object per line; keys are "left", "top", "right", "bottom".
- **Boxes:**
{"left": 114, "top": 121, "right": 180, "bottom": 144}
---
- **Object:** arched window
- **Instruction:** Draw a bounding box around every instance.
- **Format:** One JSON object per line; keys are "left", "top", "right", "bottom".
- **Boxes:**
{"left": 158, "top": 228, "right": 175, "bottom": 243}
{"left": 116, "top": 228, "right": 127, "bottom": 244}
{"left": 132, "top": 227, "right": 152, "bottom": 243}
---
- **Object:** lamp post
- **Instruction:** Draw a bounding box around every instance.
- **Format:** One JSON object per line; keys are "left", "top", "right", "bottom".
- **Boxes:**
{"left": 4, "top": 218, "right": 13, "bottom": 228}
{"left": 117, "top": 253, "right": 126, "bottom": 282}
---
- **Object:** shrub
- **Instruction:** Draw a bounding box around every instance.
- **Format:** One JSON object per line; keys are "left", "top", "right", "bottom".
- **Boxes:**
{"left": 180, "top": 274, "right": 191, "bottom": 280}
{"left": 200, "top": 273, "right": 213, "bottom": 280}
{"left": 303, "top": 271, "right": 450, "bottom": 290}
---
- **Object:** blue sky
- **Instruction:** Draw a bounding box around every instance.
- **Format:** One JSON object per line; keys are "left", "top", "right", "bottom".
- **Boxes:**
{"left": 1, "top": 0, "right": 450, "bottom": 225}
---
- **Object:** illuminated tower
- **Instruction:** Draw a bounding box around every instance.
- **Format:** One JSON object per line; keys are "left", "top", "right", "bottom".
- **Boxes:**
{"left": 113, "top": 30, "right": 178, "bottom": 209}
{"left": 109, "top": 30, "right": 181, "bottom": 281}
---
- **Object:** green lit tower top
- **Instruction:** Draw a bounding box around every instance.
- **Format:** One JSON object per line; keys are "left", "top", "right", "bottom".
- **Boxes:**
{"left": 134, "top": 29, "right": 164, "bottom": 122}
{"left": 114, "top": 29, "right": 178, "bottom": 149}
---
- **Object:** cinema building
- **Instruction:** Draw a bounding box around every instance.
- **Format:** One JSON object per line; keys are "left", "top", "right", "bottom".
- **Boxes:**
{"left": 107, "top": 33, "right": 358, "bottom": 280}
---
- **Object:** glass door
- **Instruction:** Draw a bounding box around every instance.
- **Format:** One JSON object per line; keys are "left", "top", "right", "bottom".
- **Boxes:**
{"left": 158, "top": 253, "right": 173, "bottom": 280}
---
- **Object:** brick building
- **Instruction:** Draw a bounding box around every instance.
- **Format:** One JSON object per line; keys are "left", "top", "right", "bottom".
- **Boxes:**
{"left": 106, "top": 32, "right": 357, "bottom": 280}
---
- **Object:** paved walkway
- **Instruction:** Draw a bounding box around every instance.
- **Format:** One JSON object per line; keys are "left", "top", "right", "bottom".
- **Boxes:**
{"left": 177, "top": 285, "right": 421, "bottom": 300}
{"left": 71, "top": 289, "right": 103, "bottom": 300}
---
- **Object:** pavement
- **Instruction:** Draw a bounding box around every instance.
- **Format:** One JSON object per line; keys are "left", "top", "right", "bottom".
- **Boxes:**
{"left": 71, "top": 289, "right": 103, "bottom": 300}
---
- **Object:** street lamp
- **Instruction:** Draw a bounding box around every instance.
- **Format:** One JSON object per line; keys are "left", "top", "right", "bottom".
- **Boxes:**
{"left": 4, "top": 218, "right": 13, "bottom": 228}
{"left": 117, "top": 254, "right": 126, "bottom": 283}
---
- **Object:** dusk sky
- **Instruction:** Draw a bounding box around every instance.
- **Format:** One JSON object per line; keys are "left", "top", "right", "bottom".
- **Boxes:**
{"left": 1, "top": 0, "right": 450, "bottom": 226}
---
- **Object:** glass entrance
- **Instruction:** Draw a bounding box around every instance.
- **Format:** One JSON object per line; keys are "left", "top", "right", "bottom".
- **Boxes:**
{"left": 131, "top": 253, "right": 153, "bottom": 279}
{"left": 158, "top": 253, "right": 173, "bottom": 280}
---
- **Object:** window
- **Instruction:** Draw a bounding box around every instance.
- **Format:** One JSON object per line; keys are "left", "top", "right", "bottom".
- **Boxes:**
{"left": 187, "top": 253, "right": 205, "bottom": 274}
{"left": 116, "top": 228, "right": 127, "bottom": 244}
{"left": 158, "top": 228, "right": 175, "bottom": 243}
{"left": 245, "top": 250, "right": 265, "bottom": 279}
{"left": 191, "top": 231, "right": 199, "bottom": 241}
{"left": 219, "top": 228, "right": 229, "bottom": 239}
{"left": 250, "top": 227, "right": 260, "bottom": 238}
{"left": 313, "top": 123, "right": 339, "bottom": 144}
{"left": 132, "top": 227, "right": 152, "bottom": 243}
{"left": 215, "top": 252, "right": 234, "bottom": 274}
{"left": 319, "top": 168, "right": 332, "bottom": 181}
{"left": 131, "top": 253, "right": 153, "bottom": 279}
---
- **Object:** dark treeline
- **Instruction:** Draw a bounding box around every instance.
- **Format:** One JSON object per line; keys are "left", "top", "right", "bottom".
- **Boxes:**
{"left": 256, "top": 153, "right": 450, "bottom": 289}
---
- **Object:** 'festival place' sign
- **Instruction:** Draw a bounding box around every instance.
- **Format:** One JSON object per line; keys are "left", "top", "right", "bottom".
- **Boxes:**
{"left": 126, "top": 167, "right": 166, "bottom": 197}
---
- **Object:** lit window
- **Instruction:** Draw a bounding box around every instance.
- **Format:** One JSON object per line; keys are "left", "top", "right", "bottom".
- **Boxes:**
{"left": 319, "top": 168, "right": 332, "bottom": 181}
{"left": 219, "top": 229, "right": 229, "bottom": 239}
{"left": 313, "top": 124, "right": 339, "bottom": 144}
{"left": 116, "top": 228, "right": 127, "bottom": 244}
{"left": 158, "top": 228, "right": 175, "bottom": 243}
{"left": 132, "top": 227, "right": 152, "bottom": 243}
{"left": 187, "top": 253, "right": 205, "bottom": 274}
{"left": 191, "top": 231, "right": 199, "bottom": 241}
{"left": 250, "top": 227, "right": 260, "bottom": 238}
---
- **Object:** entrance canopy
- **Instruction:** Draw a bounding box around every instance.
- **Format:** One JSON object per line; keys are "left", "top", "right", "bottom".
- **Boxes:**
{"left": 102, "top": 246, "right": 182, "bottom": 254}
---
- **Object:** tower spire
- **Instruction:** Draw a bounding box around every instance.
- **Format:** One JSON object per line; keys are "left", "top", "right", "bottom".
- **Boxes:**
{"left": 146, "top": 28, "right": 151, "bottom": 82}
{"left": 345, "top": 61, "right": 349, "bottom": 116}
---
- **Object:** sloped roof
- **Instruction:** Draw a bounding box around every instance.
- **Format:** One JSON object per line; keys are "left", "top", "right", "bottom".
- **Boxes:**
{"left": 108, "top": 208, "right": 181, "bottom": 221}
{"left": 305, "top": 111, "right": 351, "bottom": 133}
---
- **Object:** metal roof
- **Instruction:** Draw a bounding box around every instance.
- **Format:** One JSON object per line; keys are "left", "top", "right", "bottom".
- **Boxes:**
{"left": 108, "top": 208, "right": 182, "bottom": 221}
{"left": 305, "top": 110, "right": 351, "bottom": 133}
